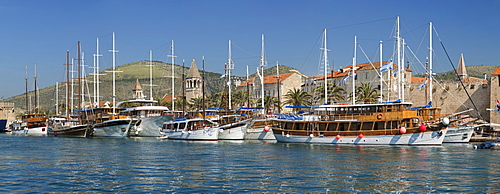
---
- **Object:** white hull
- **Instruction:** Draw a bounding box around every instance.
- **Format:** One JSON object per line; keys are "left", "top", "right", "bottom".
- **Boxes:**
{"left": 218, "top": 126, "right": 246, "bottom": 140}
{"left": 130, "top": 115, "right": 172, "bottom": 137}
{"left": 274, "top": 129, "right": 447, "bottom": 145}
{"left": 91, "top": 118, "right": 137, "bottom": 137}
{"left": 11, "top": 126, "right": 47, "bottom": 136}
{"left": 244, "top": 127, "right": 275, "bottom": 140}
{"left": 443, "top": 125, "right": 474, "bottom": 143}
{"left": 162, "top": 127, "right": 218, "bottom": 141}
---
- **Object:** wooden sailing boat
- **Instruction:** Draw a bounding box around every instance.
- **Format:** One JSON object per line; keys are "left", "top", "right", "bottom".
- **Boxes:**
{"left": 272, "top": 19, "right": 448, "bottom": 145}
{"left": 47, "top": 43, "right": 89, "bottom": 137}
{"left": 12, "top": 64, "right": 48, "bottom": 136}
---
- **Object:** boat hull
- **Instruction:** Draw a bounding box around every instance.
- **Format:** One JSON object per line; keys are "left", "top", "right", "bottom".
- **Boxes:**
{"left": 48, "top": 124, "right": 88, "bottom": 137}
{"left": 90, "top": 118, "right": 137, "bottom": 137}
{"left": 244, "top": 127, "right": 275, "bottom": 140}
{"left": 273, "top": 129, "right": 447, "bottom": 145}
{"left": 162, "top": 127, "right": 218, "bottom": 141}
{"left": 130, "top": 115, "right": 173, "bottom": 137}
{"left": 443, "top": 125, "right": 474, "bottom": 143}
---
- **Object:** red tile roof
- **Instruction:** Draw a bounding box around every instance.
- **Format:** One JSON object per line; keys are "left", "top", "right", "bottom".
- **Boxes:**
{"left": 492, "top": 67, "right": 500, "bottom": 75}
{"left": 238, "top": 73, "right": 296, "bottom": 87}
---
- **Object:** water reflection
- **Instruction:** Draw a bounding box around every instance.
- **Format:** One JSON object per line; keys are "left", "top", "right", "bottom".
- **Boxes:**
{"left": 0, "top": 134, "right": 499, "bottom": 193}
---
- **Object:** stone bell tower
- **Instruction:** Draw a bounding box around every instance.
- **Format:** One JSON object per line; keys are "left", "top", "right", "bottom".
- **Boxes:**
{"left": 132, "top": 79, "right": 145, "bottom": 100}
{"left": 185, "top": 59, "right": 202, "bottom": 102}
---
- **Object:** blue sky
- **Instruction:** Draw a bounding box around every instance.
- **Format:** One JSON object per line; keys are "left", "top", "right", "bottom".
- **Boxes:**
{"left": 0, "top": 0, "right": 499, "bottom": 99}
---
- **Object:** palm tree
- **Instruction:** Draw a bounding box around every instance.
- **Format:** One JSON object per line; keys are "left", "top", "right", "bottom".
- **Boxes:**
{"left": 352, "top": 82, "right": 380, "bottom": 103}
{"left": 232, "top": 90, "right": 249, "bottom": 108}
{"left": 312, "top": 82, "right": 345, "bottom": 105}
{"left": 283, "top": 88, "right": 312, "bottom": 107}
{"left": 257, "top": 95, "right": 280, "bottom": 113}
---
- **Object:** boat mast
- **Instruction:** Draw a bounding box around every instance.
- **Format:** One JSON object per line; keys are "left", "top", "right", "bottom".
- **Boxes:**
{"left": 182, "top": 59, "right": 185, "bottom": 116}
{"left": 276, "top": 61, "right": 280, "bottom": 113}
{"left": 77, "top": 41, "right": 81, "bottom": 111}
{"left": 202, "top": 56, "right": 206, "bottom": 121}
{"left": 246, "top": 66, "right": 250, "bottom": 107}
{"left": 34, "top": 63, "right": 39, "bottom": 113}
{"left": 396, "top": 16, "right": 402, "bottom": 101}
{"left": 95, "top": 38, "right": 101, "bottom": 107}
{"left": 352, "top": 36, "right": 356, "bottom": 105}
{"left": 56, "top": 82, "right": 59, "bottom": 114}
{"left": 65, "top": 51, "right": 70, "bottom": 121}
{"left": 379, "top": 41, "right": 383, "bottom": 103}
{"left": 321, "top": 28, "right": 329, "bottom": 105}
{"left": 168, "top": 40, "right": 176, "bottom": 111}
{"left": 228, "top": 40, "right": 233, "bottom": 110}
{"left": 149, "top": 50, "right": 153, "bottom": 101}
{"left": 110, "top": 32, "right": 118, "bottom": 116}
{"left": 25, "top": 65, "right": 28, "bottom": 113}
{"left": 260, "top": 34, "right": 266, "bottom": 114}
{"left": 429, "top": 22, "right": 433, "bottom": 104}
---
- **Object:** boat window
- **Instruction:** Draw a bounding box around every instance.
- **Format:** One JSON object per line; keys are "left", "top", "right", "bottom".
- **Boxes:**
{"left": 318, "top": 123, "right": 327, "bottom": 131}
{"left": 173, "top": 123, "right": 178, "bottom": 130}
{"left": 351, "top": 122, "right": 361, "bottom": 131}
{"left": 361, "top": 122, "right": 373, "bottom": 130}
{"left": 295, "top": 123, "right": 304, "bottom": 130}
{"left": 179, "top": 123, "right": 186, "bottom": 130}
{"left": 327, "top": 123, "right": 338, "bottom": 131}
{"left": 339, "top": 123, "right": 348, "bottom": 131}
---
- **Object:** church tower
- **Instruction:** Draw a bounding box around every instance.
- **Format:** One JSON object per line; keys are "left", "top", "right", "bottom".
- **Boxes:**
{"left": 132, "top": 79, "right": 145, "bottom": 100}
{"left": 185, "top": 59, "right": 202, "bottom": 102}
{"left": 457, "top": 53, "right": 468, "bottom": 80}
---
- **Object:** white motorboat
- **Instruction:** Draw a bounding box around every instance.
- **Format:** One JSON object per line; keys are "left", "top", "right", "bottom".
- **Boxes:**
{"left": 160, "top": 118, "right": 218, "bottom": 141}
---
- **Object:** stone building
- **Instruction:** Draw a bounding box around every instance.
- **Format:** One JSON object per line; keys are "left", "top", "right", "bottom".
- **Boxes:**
{"left": 236, "top": 72, "right": 305, "bottom": 112}
{"left": 185, "top": 59, "right": 202, "bottom": 103}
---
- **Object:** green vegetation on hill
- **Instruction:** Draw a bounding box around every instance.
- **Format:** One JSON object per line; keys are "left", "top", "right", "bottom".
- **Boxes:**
{"left": 415, "top": 65, "right": 500, "bottom": 81}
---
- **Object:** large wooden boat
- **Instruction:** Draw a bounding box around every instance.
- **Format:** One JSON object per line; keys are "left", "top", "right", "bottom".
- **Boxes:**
{"left": 11, "top": 113, "right": 48, "bottom": 136}
{"left": 272, "top": 102, "right": 448, "bottom": 145}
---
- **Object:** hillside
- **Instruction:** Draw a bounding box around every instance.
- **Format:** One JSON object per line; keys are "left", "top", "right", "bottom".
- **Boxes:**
{"left": 415, "top": 65, "right": 500, "bottom": 81}
{"left": 1, "top": 60, "right": 297, "bottom": 113}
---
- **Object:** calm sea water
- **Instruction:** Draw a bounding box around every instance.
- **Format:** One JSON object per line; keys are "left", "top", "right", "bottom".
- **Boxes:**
{"left": 0, "top": 133, "right": 499, "bottom": 193}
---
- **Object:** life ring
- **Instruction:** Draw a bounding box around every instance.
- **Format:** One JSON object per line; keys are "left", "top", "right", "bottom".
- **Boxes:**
{"left": 377, "top": 113, "right": 383, "bottom": 120}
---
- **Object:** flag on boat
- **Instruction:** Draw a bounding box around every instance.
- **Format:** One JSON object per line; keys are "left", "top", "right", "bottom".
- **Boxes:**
{"left": 417, "top": 79, "right": 428, "bottom": 89}
{"left": 380, "top": 62, "right": 393, "bottom": 72}
{"left": 227, "top": 80, "right": 232, "bottom": 86}
{"left": 220, "top": 74, "right": 226, "bottom": 78}
{"left": 343, "top": 72, "right": 356, "bottom": 83}
{"left": 393, "top": 68, "right": 399, "bottom": 77}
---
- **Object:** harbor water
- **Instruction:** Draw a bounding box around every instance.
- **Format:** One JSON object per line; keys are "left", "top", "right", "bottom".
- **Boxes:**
{"left": 0, "top": 133, "right": 499, "bottom": 193}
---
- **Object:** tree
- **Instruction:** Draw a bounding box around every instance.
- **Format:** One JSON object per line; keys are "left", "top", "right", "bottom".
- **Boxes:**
{"left": 232, "top": 90, "right": 249, "bottom": 109}
{"left": 283, "top": 88, "right": 312, "bottom": 107}
{"left": 257, "top": 95, "right": 280, "bottom": 113}
{"left": 352, "top": 82, "right": 380, "bottom": 103}
{"left": 312, "top": 82, "right": 345, "bottom": 105}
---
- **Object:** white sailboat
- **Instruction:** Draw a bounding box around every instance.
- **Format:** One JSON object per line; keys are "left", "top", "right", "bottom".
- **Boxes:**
{"left": 89, "top": 32, "right": 138, "bottom": 137}
{"left": 160, "top": 57, "right": 219, "bottom": 140}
